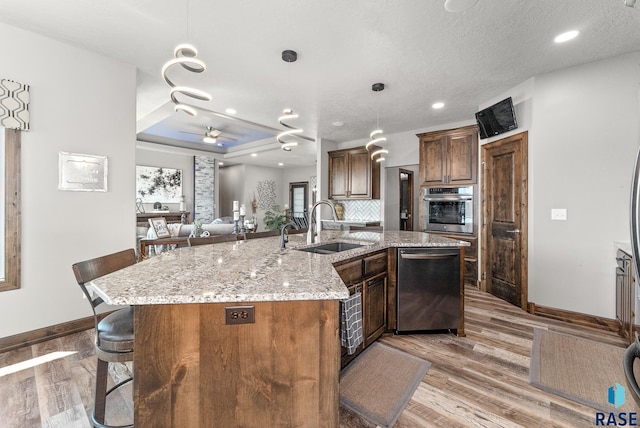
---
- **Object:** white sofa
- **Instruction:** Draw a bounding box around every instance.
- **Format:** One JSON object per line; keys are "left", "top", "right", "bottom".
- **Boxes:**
{"left": 146, "top": 218, "right": 236, "bottom": 239}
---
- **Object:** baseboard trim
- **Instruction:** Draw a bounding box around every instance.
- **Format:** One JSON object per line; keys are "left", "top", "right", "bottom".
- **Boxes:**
{"left": 530, "top": 302, "right": 621, "bottom": 333}
{"left": 0, "top": 314, "right": 105, "bottom": 354}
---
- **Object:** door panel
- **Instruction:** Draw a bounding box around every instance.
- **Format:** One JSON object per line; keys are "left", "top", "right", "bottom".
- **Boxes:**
{"left": 329, "top": 152, "right": 348, "bottom": 198}
{"left": 448, "top": 134, "right": 475, "bottom": 183}
{"left": 348, "top": 151, "right": 371, "bottom": 197}
{"left": 482, "top": 132, "right": 528, "bottom": 309}
{"left": 420, "top": 137, "right": 446, "bottom": 184}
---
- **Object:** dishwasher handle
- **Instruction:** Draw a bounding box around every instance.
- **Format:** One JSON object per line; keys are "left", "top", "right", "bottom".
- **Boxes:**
{"left": 399, "top": 252, "right": 459, "bottom": 260}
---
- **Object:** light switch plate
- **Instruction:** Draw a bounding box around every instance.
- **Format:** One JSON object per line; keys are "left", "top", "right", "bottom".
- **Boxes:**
{"left": 551, "top": 209, "right": 567, "bottom": 221}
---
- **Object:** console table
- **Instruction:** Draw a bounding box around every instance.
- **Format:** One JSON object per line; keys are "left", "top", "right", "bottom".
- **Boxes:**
{"left": 139, "top": 236, "right": 190, "bottom": 260}
{"left": 136, "top": 211, "right": 189, "bottom": 227}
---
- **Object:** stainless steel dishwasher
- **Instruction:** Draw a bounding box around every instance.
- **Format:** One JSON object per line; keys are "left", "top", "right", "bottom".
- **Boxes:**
{"left": 396, "top": 247, "right": 461, "bottom": 333}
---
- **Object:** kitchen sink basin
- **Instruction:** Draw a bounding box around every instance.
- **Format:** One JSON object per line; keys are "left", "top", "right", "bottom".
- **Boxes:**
{"left": 295, "top": 242, "right": 364, "bottom": 255}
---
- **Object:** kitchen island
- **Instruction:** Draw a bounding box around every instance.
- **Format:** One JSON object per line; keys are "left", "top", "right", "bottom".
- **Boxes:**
{"left": 90, "top": 230, "right": 468, "bottom": 428}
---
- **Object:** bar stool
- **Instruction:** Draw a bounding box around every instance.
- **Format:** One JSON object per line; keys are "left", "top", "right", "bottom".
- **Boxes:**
{"left": 72, "top": 248, "right": 136, "bottom": 428}
{"left": 624, "top": 332, "right": 640, "bottom": 407}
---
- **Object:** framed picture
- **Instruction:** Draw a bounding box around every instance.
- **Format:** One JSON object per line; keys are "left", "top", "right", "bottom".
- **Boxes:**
{"left": 148, "top": 217, "right": 171, "bottom": 238}
{"left": 136, "top": 165, "right": 182, "bottom": 203}
{"left": 58, "top": 152, "right": 108, "bottom": 191}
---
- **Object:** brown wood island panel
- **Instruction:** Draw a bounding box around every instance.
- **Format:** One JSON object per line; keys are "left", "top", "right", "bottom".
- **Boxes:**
{"left": 133, "top": 300, "right": 340, "bottom": 428}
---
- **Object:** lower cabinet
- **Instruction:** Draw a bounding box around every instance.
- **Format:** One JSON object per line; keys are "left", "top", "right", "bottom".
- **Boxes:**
{"left": 365, "top": 273, "right": 387, "bottom": 346}
{"left": 335, "top": 250, "right": 388, "bottom": 367}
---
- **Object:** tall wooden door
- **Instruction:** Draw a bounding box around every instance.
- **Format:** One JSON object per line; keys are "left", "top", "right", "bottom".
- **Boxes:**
{"left": 399, "top": 169, "right": 414, "bottom": 231}
{"left": 481, "top": 132, "right": 528, "bottom": 310}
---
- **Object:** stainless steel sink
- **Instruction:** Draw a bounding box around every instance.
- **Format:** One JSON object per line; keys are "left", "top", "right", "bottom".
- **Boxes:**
{"left": 295, "top": 242, "right": 364, "bottom": 255}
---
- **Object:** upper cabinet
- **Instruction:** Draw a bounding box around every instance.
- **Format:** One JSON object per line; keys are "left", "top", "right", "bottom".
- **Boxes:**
{"left": 417, "top": 125, "right": 478, "bottom": 186}
{"left": 328, "top": 146, "right": 380, "bottom": 199}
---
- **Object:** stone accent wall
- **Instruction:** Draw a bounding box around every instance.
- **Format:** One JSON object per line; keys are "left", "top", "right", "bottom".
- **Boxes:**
{"left": 194, "top": 156, "right": 215, "bottom": 223}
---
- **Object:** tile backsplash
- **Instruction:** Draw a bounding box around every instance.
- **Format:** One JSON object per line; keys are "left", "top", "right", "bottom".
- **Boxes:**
{"left": 334, "top": 199, "right": 381, "bottom": 221}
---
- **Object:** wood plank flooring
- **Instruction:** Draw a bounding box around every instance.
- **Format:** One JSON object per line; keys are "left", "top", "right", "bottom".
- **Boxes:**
{"left": 0, "top": 287, "right": 630, "bottom": 427}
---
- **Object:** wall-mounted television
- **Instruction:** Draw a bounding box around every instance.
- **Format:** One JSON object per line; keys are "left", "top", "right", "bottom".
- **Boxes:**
{"left": 475, "top": 97, "right": 518, "bottom": 139}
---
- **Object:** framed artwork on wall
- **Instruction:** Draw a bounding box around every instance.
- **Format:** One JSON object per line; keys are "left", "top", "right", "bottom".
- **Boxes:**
{"left": 58, "top": 152, "right": 108, "bottom": 192}
{"left": 148, "top": 217, "right": 171, "bottom": 238}
{"left": 136, "top": 165, "right": 182, "bottom": 203}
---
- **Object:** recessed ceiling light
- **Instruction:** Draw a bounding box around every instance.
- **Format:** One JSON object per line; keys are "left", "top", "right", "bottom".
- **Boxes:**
{"left": 251, "top": 153, "right": 257, "bottom": 157}
{"left": 218, "top": 161, "right": 224, "bottom": 166}
{"left": 278, "top": 162, "right": 284, "bottom": 166}
{"left": 332, "top": 121, "right": 344, "bottom": 127}
{"left": 554, "top": 30, "right": 579, "bottom": 44}
{"left": 225, "top": 108, "right": 236, "bottom": 115}
{"left": 432, "top": 102, "right": 445, "bottom": 109}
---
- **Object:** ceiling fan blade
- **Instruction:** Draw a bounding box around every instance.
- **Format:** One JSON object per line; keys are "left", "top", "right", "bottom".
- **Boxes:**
{"left": 217, "top": 135, "right": 237, "bottom": 142}
{"left": 207, "top": 128, "right": 223, "bottom": 138}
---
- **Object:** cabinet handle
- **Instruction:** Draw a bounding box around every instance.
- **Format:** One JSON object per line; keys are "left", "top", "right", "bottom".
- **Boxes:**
{"left": 506, "top": 229, "right": 521, "bottom": 234}
{"left": 400, "top": 252, "right": 458, "bottom": 260}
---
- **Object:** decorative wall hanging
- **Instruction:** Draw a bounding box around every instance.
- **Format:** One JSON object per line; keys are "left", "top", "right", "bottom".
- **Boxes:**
{"left": 58, "top": 152, "right": 108, "bottom": 192}
{"left": 136, "top": 165, "right": 183, "bottom": 203}
{"left": 256, "top": 179, "right": 277, "bottom": 210}
{"left": 0, "top": 79, "right": 30, "bottom": 131}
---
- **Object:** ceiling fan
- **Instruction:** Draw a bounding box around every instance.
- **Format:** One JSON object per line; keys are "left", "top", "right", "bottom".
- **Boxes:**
{"left": 180, "top": 126, "right": 238, "bottom": 146}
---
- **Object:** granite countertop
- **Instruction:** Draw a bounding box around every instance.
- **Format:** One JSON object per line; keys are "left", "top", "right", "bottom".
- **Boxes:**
{"left": 89, "top": 230, "right": 469, "bottom": 306}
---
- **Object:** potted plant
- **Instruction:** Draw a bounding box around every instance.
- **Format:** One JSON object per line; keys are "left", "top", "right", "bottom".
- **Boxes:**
{"left": 263, "top": 205, "right": 287, "bottom": 231}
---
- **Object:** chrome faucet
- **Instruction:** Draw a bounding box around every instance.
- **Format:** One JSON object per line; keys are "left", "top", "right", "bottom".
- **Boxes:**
{"left": 280, "top": 221, "right": 299, "bottom": 249}
{"left": 307, "top": 200, "right": 338, "bottom": 245}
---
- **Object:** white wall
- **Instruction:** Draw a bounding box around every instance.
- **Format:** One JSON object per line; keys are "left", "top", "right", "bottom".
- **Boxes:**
{"left": 219, "top": 164, "right": 246, "bottom": 217}
{"left": 219, "top": 164, "right": 288, "bottom": 230}
{"left": 244, "top": 164, "right": 286, "bottom": 230}
{"left": 0, "top": 22, "right": 136, "bottom": 338}
{"left": 527, "top": 52, "right": 640, "bottom": 318}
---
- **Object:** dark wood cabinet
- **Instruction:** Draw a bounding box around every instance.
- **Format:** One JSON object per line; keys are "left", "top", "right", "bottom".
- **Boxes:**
{"left": 334, "top": 249, "right": 388, "bottom": 367}
{"left": 418, "top": 125, "right": 478, "bottom": 186}
{"left": 328, "top": 146, "right": 380, "bottom": 200}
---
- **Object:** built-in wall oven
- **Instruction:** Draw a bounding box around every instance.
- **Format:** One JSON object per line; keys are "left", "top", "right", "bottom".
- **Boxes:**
{"left": 422, "top": 186, "right": 473, "bottom": 234}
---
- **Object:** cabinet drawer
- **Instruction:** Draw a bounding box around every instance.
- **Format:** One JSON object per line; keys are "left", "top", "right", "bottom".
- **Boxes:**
{"left": 335, "top": 259, "right": 363, "bottom": 285}
{"left": 363, "top": 252, "right": 387, "bottom": 277}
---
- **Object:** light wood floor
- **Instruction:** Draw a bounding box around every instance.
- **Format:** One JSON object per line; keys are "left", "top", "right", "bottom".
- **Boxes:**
{"left": 0, "top": 287, "right": 630, "bottom": 427}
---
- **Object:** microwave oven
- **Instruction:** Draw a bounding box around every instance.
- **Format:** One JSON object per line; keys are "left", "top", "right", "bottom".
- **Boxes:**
{"left": 422, "top": 186, "right": 473, "bottom": 234}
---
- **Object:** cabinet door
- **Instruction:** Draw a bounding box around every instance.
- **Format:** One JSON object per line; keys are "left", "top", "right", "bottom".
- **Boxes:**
{"left": 419, "top": 137, "right": 447, "bottom": 185}
{"left": 328, "top": 152, "right": 349, "bottom": 199}
{"left": 447, "top": 131, "right": 477, "bottom": 184}
{"left": 347, "top": 150, "right": 372, "bottom": 198}
{"left": 364, "top": 274, "right": 387, "bottom": 346}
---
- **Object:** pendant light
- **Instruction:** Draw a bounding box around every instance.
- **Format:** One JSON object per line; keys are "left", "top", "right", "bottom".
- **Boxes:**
{"left": 276, "top": 50, "right": 303, "bottom": 151}
{"left": 161, "top": 0, "right": 211, "bottom": 116}
{"left": 366, "top": 83, "right": 389, "bottom": 162}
